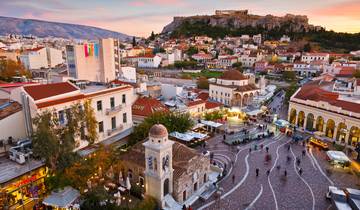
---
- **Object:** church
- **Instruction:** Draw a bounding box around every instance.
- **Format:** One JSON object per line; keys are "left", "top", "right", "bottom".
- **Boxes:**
{"left": 119, "top": 124, "right": 211, "bottom": 208}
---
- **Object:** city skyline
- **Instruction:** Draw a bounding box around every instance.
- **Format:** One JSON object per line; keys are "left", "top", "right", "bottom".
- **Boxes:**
{"left": 1, "top": 0, "right": 360, "bottom": 37}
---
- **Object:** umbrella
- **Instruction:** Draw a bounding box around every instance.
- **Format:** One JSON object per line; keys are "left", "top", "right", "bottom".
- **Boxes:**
{"left": 126, "top": 176, "right": 131, "bottom": 191}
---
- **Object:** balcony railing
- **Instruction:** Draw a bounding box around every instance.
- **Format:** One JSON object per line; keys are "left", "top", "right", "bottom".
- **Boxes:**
{"left": 107, "top": 125, "right": 124, "bottom": 136}
{"left": 106, "top": 105, "right": 123, "bottom": 115}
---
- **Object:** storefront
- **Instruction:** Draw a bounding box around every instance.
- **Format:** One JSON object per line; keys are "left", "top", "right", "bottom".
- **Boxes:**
{"left": 1, "top": 165, "right": 48, "bottom": 209}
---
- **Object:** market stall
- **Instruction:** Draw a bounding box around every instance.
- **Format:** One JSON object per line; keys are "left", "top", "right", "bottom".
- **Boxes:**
{"left": 43, "top": 187, "right": 80, "bottom": 210}
{"left": 326, "top": 151, "right": 351, "bottom": 167}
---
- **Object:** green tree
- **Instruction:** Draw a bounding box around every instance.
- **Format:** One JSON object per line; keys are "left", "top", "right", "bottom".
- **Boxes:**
{"left": 285, "top": 83, "right": 299, "bottom": 102}
{"left": 303, "top": 43, "right": 312, "bottom": 52}
{"left": 232, "top": 62, "right": 243, "bottom": 72}
{"left": 129, "top": 112, "right": 194, "bottom": 145}
{"left": 186, "top": 46, "right": 198, "bottom": 57}
{"left": 132, "top": 36, "right": 137, "bottom": 46}
{"left": 83, "top": 99, "right": 98, "bottom": 144}
{"left": 197, "top": 76, "right": 209, "bottom": 89}
{"left": 282, "top": 71, "right": 297, "bottom": 81}
{"left": 353, "top": 70, "right": 360, "bottom": 78}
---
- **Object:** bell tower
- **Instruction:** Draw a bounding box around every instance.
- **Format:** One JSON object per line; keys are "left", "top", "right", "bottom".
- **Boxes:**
{"left": 143, "top": 124, "right": 174, "bottom": 208}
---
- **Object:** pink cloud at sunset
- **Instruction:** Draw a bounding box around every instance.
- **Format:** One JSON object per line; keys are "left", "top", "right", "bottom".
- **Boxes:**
{"left": 313, "top": 0, "right": 360, "bottom": 20}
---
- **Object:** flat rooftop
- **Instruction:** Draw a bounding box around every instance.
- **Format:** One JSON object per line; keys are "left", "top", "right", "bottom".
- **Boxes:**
{"left": 0, "top": 99, "right": 22, "bottom": 120}
{"left": 0, "top": 157, "right": 44, "bottom": 184}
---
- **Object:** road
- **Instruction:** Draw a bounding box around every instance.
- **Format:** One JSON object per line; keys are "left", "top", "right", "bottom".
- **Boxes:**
{"left": 192, "top": 131, "right": 360, "bottom": 210}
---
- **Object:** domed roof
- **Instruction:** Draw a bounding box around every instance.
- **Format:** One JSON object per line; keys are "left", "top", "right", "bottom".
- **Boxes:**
{"left": 149, "top": 124, "right": 168, "bottom": 138}
{"left": 219, "top": 70, "right": 247, "bottom": 80}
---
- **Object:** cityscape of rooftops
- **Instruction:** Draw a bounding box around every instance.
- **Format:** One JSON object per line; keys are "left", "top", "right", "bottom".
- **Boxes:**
{"left": 0, "top": 1, "right": 359, "bottom": 210}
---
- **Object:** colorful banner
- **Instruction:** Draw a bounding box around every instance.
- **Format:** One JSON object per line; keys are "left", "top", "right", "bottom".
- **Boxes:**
{"left": 94, "top": 43, "right": 99, "bottom": 57}
{"left": 84, "top": 44, "right": 89, "bottom": 57}
{"left": 90, "top": 44, "right": 94, "bottom": 56}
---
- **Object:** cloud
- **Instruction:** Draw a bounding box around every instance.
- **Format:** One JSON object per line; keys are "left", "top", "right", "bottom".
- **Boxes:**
{"left": 313, "top": 0, "right": 360, "bottom": 20}
{"left": 128, "top": 0, "right": 186, "bottom": 7}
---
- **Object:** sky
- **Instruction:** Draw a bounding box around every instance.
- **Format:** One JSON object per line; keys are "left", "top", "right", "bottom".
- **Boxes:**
{"left": 1, "top": 0, "right": 359, "bottom": 37}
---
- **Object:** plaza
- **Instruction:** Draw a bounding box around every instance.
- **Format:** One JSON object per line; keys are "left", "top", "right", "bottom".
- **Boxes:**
{"left": 192, "top": 129, "right": 360, "bottom": 210}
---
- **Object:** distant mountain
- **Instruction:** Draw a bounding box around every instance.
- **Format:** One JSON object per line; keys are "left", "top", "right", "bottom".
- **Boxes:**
{"left": 0, "top": 16, "right": 131, "bottom": 40}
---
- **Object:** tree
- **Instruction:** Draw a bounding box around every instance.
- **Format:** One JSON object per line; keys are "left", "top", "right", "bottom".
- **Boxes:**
{"left": 129, "top": 112, "right": 194, "bottom": 145}
{"left": 83, "top": 99, "right": 98, "bottom": 144}
{"left": 132, "top": 36, "right": 137, "bottom": 46}
{"left": 0, "top": 59, "right": 30, "bottom": 81}
{"left": 282, "top": 71, "right": 297, "bottom": 81}
{"left": 232, "top": 62, "right": 243, "bottom": 72}
{"left": 197, "top": 76, "right": 209, "bottom": 89}
{"left": 353, "top": 70, "right": 360, "bottom": 78}
{"left": 186, "top": 46, "right": 198, "bottom": 57}
{"left": 284, "top": 82, "right": 299, "bottom": 102}
{"left": 149, "top": 31, "right": 156, "bottom": 40}
{"left": 303, "top": 43, "right": 312, "bottom": 52}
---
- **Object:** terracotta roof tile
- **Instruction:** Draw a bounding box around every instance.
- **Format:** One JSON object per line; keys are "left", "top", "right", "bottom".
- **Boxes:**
{"left": 197, "top": 92, "right": 209, "bottom": 101}
{"left": 187, "top": 99, "right": 205, "bottom": 107}
{"left": 23, "top": 82, "right": 78, "bottom": 101}
{"left": 132, "top": 97, "right": 168, "bottom": 117}
{"left": 219, "top": 70, "right": 247, "bottom": 80}
{"left": 205, "top": 101, "right": 222, "bottom": 109}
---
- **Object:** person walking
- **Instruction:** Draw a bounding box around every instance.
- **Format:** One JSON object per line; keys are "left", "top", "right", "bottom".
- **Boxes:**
{"left": 284, "top": 170, "right": 287, "bottom": 177}
{"left": 302, "top": 150, "right": 306, "bottom": 157}
{"left": 299, "top": 168, "right": 303, "bottom": 176}
{"left": 249, "top": 148, "right": 252, "bottom": 153}
{"left": 256, "top": 168, "right": 259, "bottom": 177}
{"left": 296, "top": 158, "right": 301, "bottom": 166}
{"left": 232, "top": 174, "right": 235, "bottom": 183}
{"left": 182, "top": 204, "right": 187, "bottom": 210}
{"left": 266, "top": 147, "right": 269, "bottom": 153}
{"left": 266, "top": 169, "right": 270, "bottom": 176}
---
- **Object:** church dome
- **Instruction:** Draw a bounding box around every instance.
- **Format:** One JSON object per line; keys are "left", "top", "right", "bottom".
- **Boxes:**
{"left": 149, "top": 124, "right": 168, "bottom": 138}
{"left": 219, "top": 70, "right": 247, "bottom": 80}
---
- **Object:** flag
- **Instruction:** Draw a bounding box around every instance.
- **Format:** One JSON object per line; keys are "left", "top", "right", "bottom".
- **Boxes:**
{"left": 94, "top": 43, "right": 99, "bottom": 57}
{"left": 90, "top": 44, "right": 94, "bottom": 56}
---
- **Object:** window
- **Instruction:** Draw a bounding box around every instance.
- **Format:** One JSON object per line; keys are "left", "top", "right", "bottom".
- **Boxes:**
{"left": 123, "top": 113, "right": 127, "bottom": 123}
{"left": 111, "top": 117, "right": 116, "bottom": 129}
{"left": 97, "top": 100, "right": 102, "bottom": 111}
{"left": 122, "top": 94, "right": 126, "bottom": 104}
{"left": 98, "top": 121, "right": 104, "bottom": 133}
{"left": 110, "top": 97, "right": 115, "bottom": 108}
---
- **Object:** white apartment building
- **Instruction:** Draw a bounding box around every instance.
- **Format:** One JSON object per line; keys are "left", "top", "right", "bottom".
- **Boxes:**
{"left": 66, "top": 38, "right": 121, "bottom": 82}
{"left": 301, "top": 52, "right": 330, "bottom": 64}
{"left": 138, "top": 55, "right": 162, "bottom": 68}
{"left": 239, "top": 54, "right": 260, "bottom": 68}
{"left": 10, "top": 81, "right": 134, "bottom": 148}
{"left": 20, "top": 47, "right": 63, "bottom": 69}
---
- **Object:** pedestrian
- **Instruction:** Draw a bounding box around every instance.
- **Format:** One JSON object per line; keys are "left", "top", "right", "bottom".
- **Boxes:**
{"left": 299, "top": 168, "right": 303, "bottom": 176}
{"left": 276, "top": 165, "right": 281, "bottom": 170}
{"left": 266, "top": 169, "right": 270, "bottom": 176}
{"left": 249, "top": 148, "right": 252, "bottom": 153}
{"left": 284, "top": 170, "right": 287, "bottom": 177}
{"left": 296, "top": 158, "right": 301, "bottom": 166}
{"left": 302, "top": 150, "right": 306, "bottom": 157}
{"left": 287, "top": 155, "right": 291, "bottom": 162}
{"left": 223, "top": 134, "right": 226, "bottom": 140}
{"left": 261, "top": 144, "right": 264, "bottom": 150}
{"left": 182, "top": 204, "right": 187, "bottom": 210}
{"left": 266, "top": 147, "right": 269, "bottom": 153}
{"left": 188, "top": 205, "right": 193, "bottom": 210}
{"left": 256, "top": 168, "right": 259, "bottom": 177}
{"left": 232, "top": 174, "right": 235, "bottom": 183}
{"left": 288, "top": 145, "right": 291, "bottom": 151}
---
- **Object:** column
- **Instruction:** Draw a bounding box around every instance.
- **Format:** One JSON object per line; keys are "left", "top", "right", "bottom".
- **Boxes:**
{"left": 345, "top": 131, "right": 350, "bottom": 146}
{"left": 303, "top": 114, "right": 308, "bottom": 130}
{"left": 313, "top": 115, "right": 318, "bottom": 131}
{"left": 333, "top": 126, "right": 338, "bottom": 141}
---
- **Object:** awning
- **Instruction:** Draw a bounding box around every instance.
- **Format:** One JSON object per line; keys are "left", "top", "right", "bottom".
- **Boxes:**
{"left": 201, "top": 120, "right": 223, "bottom": 128}
{"left": 185, "top": 131, "right": 208, "bottom": 139}
{"left": 326, "top": 151, "right": 351, "bottom": 163}
{"left": 43, "top": 187, "right": 80, "bottom": 208}
{"left": 274, "top": 119, "right": 290, "bottom": 127}
{"left": 170, "top": 132, "right": 194, "bottom": 142}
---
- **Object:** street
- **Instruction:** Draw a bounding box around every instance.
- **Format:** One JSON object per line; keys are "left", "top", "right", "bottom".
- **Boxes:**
{"left": 193, "top": 131, "right": 359, "bottom": 210}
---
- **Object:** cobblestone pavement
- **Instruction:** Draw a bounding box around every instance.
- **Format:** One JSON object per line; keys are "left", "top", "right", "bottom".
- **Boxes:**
{"left": 193, "top": 132, "right": 360, "bottom": 210}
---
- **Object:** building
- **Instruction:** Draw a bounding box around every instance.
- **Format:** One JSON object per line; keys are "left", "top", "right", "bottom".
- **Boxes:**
{"left": 301, "top": 52, "right": 330, "bottom": 64}
{"left": 0, "top": 99, "right": 27, "bottom": 155}
{"left": 138, "top": 55, "right": 162, "bottom": 68}
{"left": 119, "top": 124, "right": 211, "bottom": 208}
{"left": 288, "top": 79, "right": 360, "bottom": 149}
{"left": 20, "top": 47, "right": 63, "bottom": 70}
{"left": 132, "top": 97, "right": 169, "bottom": 124}
{"left": 66, "top": 38, "right": 120, "bottom": 82}
{"left": 0, "top": 49, "right": 20, "bottom": 61}
{"left": 209, "top": 70, "right": 260, "bottom": 107}
{"left": 10, "top": 81, "right": 134, "bottom": 147}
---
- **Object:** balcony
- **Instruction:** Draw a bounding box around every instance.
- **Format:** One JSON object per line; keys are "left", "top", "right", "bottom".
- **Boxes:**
{"left": 106, "top": 105, "right": 123, "bottom": 115}
{"left": 107, "top": 125, "right": 124, "bottom": 136}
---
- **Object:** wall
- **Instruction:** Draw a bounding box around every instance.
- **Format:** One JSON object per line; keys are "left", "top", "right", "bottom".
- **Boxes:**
{"left": 0, "top": 110, "right": 27, "bottom": 140}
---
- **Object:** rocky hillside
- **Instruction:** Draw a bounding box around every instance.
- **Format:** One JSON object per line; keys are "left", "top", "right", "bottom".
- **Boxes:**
{"left": 162, "top": 11, "right": 323, "bottom": 35}
{"left": 0, "top": 16, "right": 131, "bottom": 40}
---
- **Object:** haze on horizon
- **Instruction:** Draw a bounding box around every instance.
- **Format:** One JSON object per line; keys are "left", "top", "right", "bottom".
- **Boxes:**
{"left": 1, "top": 0, "right": 359, "bottom": 37}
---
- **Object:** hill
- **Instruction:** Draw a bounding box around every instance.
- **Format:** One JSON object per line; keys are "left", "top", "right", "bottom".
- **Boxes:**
{"left": 0, "top": 16, "right": 131, "bottom": 40}
{"left": 163, "top": 10, "right": 360, "bottom": 52}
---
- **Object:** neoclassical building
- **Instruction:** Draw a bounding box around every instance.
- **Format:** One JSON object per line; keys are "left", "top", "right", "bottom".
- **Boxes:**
{"left": 119, "top": 124, "right": 211, "bottom": 208}
{"left": 288, "top": 79, "right": 360, "bottom": 149}
{"left": 209, "top": 70, "right": 260, "bottom": 107}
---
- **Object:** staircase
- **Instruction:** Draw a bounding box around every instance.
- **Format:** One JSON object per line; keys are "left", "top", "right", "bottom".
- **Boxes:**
{"left": 164, "top": 194, "right": 182, "bottom": 210}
